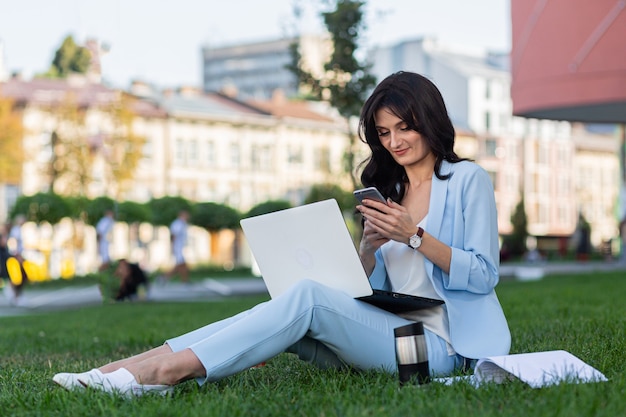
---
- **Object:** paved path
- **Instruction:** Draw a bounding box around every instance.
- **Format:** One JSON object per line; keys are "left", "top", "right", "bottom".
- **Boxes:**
{"left": 1, "top": 261, "right": 624, "bottom": 317}
{"left": 0, "top": 278, "right": 269, "bottom": 317}
{"left": 499, "top": 260, "right": 626, "bottom": 280}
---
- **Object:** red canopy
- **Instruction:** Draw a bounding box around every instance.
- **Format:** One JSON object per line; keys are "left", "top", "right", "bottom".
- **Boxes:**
{"left": 511, "top": 0, "right": 626, "bottom": 123}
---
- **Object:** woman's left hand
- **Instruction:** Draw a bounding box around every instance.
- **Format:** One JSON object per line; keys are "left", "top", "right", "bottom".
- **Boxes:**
{"left": 356, "top": 199, "right": 416, "bottom": 245}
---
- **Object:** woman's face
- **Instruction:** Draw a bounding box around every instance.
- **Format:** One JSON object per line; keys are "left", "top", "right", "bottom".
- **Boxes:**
{"left": 374, "top": 107, "right": 433, "bottom": 168}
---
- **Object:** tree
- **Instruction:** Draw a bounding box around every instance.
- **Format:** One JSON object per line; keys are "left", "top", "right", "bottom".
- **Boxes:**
{"left": 84, "top": 196, "right": 116, "bottom": 226}
{"left": 47, "top": 35, "right": 91, "bottom": 78}
{"left": 116, "top": 201, "right": 151, "bottom": 225}
{"left": 191, "top": 202, "right": 241, "bottom": 232}
{"left": 10, "top": 192, "right": 72, "bottom": 224}
{"left": 0, "top": 96, "right": 24, "bottom": 184}
{"left": 148, "top": 196, "right": 192, "bottom": 227}
{"left": 503, "top": 196, "right": 528, "bottom": 258}
{"left": 41, "top": 92, "right": 145, "bottom": 198}
{"left": 244, "top": 200, "right": 292, "bottom": 218}
{"left": 304, "top": 183, "right": 355, "bottom": 213}
{"left": 45, "top": 94, "right": 93, "bottom": 195}
{"left": 65, "top": 195, "right": 93, "bottom": 223}
{"left": 288, "top": 0, "right": 376, "bottom": 188}
{"left": 99, "top": 94, "right": 147, "bottom": 198}
{"left": 192, "top": 202, "right": 241, "bottom": 262}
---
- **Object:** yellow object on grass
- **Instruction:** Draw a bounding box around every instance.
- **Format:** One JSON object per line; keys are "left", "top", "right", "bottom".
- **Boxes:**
{"left": 6, "top": 257, "right": 23, "bottom": 286}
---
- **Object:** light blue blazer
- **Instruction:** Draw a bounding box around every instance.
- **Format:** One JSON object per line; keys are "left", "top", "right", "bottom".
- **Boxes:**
{"left": 369, "top": 160, "right": 511, "bottom": 359}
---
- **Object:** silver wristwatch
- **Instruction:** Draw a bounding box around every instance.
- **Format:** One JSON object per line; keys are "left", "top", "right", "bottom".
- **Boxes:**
{"left": 408, "top": 227, "right": 424, "bottom": 249}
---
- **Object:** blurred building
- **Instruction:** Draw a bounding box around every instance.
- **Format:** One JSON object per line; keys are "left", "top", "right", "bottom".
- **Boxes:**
{"left": 129, "top": 81, "right": 350, "bottom": 210}
{"left": 0, "top": 76, "right": 350, "bottom": 212}
{"left": 370, "top": 37, "right": 621, "bottom": 250}
{"left": 202, "top": 35, "right": 331, "bottom": 100}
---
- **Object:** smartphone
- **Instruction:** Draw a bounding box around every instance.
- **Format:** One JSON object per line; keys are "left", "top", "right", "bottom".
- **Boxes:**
{"left": 353, "top": 187, "right": 386, "bottom": 204}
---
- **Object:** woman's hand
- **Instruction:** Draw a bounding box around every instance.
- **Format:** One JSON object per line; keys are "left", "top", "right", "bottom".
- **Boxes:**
{"left": 358, "top": 198, "right": 452, "bottom": 274}
{"left": 357, "top": 198, "right": 416, "bottom": 245}
{"left": 358, "top": 211, "right": 389, "bottom": 275}
{"left": 359, "top": 216, "right": 389, "bottom": 253}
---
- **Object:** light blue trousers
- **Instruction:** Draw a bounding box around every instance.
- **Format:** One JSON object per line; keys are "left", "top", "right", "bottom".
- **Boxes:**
{"left": 167, "top": 279, "right": 463, "bottom": 384}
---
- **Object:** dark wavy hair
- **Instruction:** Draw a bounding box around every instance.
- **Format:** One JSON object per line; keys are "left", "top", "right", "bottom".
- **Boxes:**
{"left": 358, "top": 71, "right": 468, "bottom": 203}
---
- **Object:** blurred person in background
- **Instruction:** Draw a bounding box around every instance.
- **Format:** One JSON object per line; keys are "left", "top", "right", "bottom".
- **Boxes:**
{"left": 1, "top": 226, "right": 12, "bottom": 302}
{"left": 4, "top": 216, "right": 28, "bottom": 306}
{"left": 96, "top": 210, "right": 115, "bottom": 271}
{"left": 114, "top": 259, "right": 149, "bottom": 302}
{"left": 159, "top": 210, "right": 190, "bottom": 284}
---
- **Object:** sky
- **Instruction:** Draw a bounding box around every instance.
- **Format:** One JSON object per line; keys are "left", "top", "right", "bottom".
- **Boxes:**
{"left": 0, "top": 0, "right": 511, "bottom": 89}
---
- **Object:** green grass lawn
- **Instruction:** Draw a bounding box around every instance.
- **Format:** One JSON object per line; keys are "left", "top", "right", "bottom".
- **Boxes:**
{"left": 1, "top": 271, "right": 624, "bottom": 417}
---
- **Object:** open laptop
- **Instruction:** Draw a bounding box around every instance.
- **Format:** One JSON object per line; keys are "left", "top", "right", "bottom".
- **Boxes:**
{"left": 239, "top": 199, "right": 444, "bottom": 313}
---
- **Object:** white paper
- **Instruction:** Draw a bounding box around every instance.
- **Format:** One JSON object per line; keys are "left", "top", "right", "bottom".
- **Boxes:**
{"left": 433, "top": 350, "right": 608, "bottom": 388}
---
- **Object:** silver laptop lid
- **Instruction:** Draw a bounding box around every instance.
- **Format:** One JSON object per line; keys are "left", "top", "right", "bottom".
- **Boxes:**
{"left": 240, "top": 199, "right": 373, "bottom": 299}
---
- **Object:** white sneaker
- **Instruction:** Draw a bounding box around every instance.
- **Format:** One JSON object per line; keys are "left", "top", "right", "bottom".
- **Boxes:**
{"left": 53, "top": 369, "right": 104, "bottom": 391}
{"left": 79, "top": 368, "right": 173, "bottom": 397}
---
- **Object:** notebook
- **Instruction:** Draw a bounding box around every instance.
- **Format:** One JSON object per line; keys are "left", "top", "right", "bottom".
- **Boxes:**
{"left": 239, "top": 199, "right": 444, "bottom": 313}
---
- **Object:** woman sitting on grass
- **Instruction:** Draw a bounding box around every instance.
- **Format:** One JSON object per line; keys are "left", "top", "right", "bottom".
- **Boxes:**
{"left": 53, "top": 71, "right": 510, "bottom": 396}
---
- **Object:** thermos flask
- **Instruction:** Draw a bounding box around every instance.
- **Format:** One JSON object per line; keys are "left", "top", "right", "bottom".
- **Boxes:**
{"left": 394, "top": 321, "right": 430, "bottom": 385}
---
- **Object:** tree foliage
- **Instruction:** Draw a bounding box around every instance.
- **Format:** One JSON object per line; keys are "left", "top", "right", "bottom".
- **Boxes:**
{"left": 48, "top": 35, "right": 91, "bottom": 78}
{"left": 65, "top": 195, "right": 90, "bottom": 220}
{"left": 100, "top": 94, "right": 147, "bottom": 198}
{"left": 244, "top": 200, "right": 292, "bottom": 219}
{"left": 288, "top": 0, "right": 376, "bottom": 187}
{"left": 304, "top": 183, "right": 355, "bottom": 213}
{"left": 45, "top": 94, "right": 93, "bottom": 195}
{"left": 0, "top": 96, "right": 24, "bottom": 184}
{"left": 117, "top": 200, "right": 151, "bottom": 224}
{"left": 83, "top": 196, "right": 116, "bottom": 226}
{"left": 192, "top": 202, "right": 241, "bottom": 232}
{"left": 503, "top": 196, "right": 528, "bottom": 257}
{"left": 148, "top": 196, "right": 192, "bottom": 227}
{"left": 10, "top": 192, "right": 72, "bottom": 224}
{"left": 41, "top": 92, "right": 145, "bottom": 198}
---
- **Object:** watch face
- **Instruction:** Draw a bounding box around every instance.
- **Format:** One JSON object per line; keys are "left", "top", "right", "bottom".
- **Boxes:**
{"left": 409, "top": 234, "right": 422, "bottom": 249}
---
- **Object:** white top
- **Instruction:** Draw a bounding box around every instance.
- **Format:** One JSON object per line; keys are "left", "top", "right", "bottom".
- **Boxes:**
{"left": 170, "top": 218, "right": 188, "bottom": 250}
{"left": 380, "top": 215, "right": 454, "bottom": 355}
{"left": 96, "top": 215, "right": 114, "bottom": 238}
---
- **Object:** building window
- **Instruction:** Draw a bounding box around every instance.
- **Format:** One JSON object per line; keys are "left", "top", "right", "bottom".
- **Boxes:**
{"left": 557, "top": 176, "right": 569, "bottom": 195}
{"left": 506, "top": 142, "right": 518, "bottom": 160}
{"left": 175, "top": 139, "right": 185, "bottom": 165}
{"left": 230, "top": 143, "right": 240, "bottom": 168}
{"left": 538, "top": 203, "right": 549, "bottom": 224}
{"left": 188, "top": 139, "right": 198, "bottom": 166}
{"left": 557, "top": 146, "right": 568, "bottom": 165}
{"left": 251, "top": 145, "right": 272, "bottom": 171}
{"left": 205, "top": 141, "right": 215, "bottom": 167}
{"left": 142, "top": 141, "right": 153, "bottom": 160}
{"left": 314, "top": 147, "right": 331, "bottom": 173}
{"left": 484, "top": 112, "right": 491, "bottom": 131}
{"left": 557, "top": 203, "right": 569, "bottom": 226}
{"left": 288, "top": 145, "right": 303, "bottom": 164}
{"left": 505, "top": 173, "right": 516, "bottom": 192}
{"left": 485, "top": 138, "right": 497, "bottom": 157}
{"left": 538, "top": 143, "right": 549, "bottom": 165}
{"left": 537, "top": 173, "right": 549, "bottom": 194}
